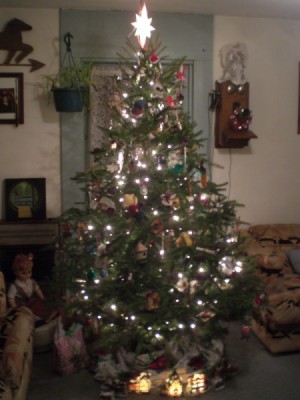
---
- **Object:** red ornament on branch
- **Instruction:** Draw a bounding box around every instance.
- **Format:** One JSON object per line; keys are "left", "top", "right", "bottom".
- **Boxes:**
{"left": 175, "top": 66, "right": 187, "bottom": 81}
{"left": 150, "top": 53, "right": 159, "bottom": 63}
{"left": 165, "top": 95, "right": 175, "bottom": 107}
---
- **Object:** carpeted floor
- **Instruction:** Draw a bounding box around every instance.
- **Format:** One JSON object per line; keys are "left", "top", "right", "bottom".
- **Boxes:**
{"left": 28, "top": 322, "right": 300, "bottom": 400}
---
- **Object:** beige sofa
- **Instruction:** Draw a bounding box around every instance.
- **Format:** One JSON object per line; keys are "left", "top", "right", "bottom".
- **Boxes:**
{"left": 0, "top": 271, "right": 34, "bottom": 400}
{"left": 242, "top": 224, "right": 300, "bottom": 353}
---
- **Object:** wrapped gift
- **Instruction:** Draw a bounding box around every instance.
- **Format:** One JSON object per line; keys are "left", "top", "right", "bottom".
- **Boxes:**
{"left": 53, "top": 316, "right": 89, "bottom": 375}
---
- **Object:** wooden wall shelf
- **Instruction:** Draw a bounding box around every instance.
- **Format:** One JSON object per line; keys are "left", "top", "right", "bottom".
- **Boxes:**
{"left": 214, "top": 80, "right": 257, "bottom": 148}
{"left": 0, "top": 220, "right": 59, "bottom": 246}
{"left": 221, "top": 129, "right": 257, "bottom": 148}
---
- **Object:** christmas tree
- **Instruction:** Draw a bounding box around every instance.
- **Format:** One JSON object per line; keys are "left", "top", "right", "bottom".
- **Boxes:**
{"left": 55, "top": 5, "right": 258, "bottom": 384}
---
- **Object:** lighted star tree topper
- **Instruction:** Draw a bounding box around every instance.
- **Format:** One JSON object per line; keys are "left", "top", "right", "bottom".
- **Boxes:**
{"left": 131, "top": 1, "right": 155, "bottom": 49}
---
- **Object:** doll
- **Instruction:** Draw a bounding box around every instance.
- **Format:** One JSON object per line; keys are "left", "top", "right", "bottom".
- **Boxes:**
{"left": 7, "top": 253, "right": 47, "bottom": 326}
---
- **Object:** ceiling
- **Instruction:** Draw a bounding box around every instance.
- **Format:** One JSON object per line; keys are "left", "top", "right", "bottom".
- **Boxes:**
{"left": 1, "top": 0, "right": 300, "bottom": 20}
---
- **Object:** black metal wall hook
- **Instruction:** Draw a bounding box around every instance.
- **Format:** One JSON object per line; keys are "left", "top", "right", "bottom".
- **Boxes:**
{"left": 60, "top": 32, "right": 76, "bottom": 72}
{"left": 64, "top": 32, "right": 73, "bottom": 53}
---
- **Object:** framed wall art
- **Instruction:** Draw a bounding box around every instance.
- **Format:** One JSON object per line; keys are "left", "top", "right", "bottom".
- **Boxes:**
{"left": 0, "top": 72, "right": 24, "bottom": 125}
{"left": 4, "top": 178, "right": 46, "bottom": 221}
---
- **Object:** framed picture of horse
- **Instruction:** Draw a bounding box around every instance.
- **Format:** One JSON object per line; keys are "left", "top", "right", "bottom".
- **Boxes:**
{"left": 0, "top": 72, "right": 24, "bottom": 125}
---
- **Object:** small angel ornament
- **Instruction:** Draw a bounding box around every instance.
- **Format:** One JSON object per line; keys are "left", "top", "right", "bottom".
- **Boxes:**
{"left": 219, "top": 43, "right": 248, "bottom": 85}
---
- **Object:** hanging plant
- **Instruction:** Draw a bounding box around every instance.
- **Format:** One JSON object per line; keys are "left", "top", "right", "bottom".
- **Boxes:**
{"left": 43, "top": 33, "right": 94, "bottom": 112}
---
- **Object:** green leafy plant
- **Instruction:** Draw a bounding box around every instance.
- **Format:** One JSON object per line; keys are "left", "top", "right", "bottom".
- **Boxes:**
{"left": 43, "top": 60, "right": 94, "bottom": 111}
{"left": 44, "top": 60, "right": 94, "bottom": 90}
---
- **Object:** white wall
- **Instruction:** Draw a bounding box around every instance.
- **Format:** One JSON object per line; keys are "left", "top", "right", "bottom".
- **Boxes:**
{"left": 212, "top": 16, "right": 300, "bottom": 225}
{"left": 0, "top": 9, "right": 60, "bottom": 219}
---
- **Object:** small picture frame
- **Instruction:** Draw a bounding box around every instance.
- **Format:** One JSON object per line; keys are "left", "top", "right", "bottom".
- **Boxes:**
{"left": 0, "top": 72, "right": 24, "bottom": 125}
{"left": 4, "top": 178, "right": 46, "bottom": 221}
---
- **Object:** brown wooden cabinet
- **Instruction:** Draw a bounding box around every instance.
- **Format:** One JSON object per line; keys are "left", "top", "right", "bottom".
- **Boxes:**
{"left": 214, "top": 80, "right": 257, "bottom": 148}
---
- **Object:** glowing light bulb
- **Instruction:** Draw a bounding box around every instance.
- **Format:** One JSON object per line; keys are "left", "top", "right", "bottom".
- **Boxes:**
{"left": 235, "top": 264, "right": 243, "bottom": 273}
{"left": 118, "top": 150, "right": 124, "bottom": 172}
{"left": 226, "top": 237, "right": 235, "bottom": 243}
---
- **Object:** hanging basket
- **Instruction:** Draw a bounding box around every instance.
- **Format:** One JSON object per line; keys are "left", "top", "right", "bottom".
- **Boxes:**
{"left": 52, "top": 87, "right": 88, "bottom": 112}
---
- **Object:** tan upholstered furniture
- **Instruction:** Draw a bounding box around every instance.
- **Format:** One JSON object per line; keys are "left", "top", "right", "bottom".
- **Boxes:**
{"left": 242, "top": 224, "right": 300, "bottom": 353}
{"left": 0, "top": 271, "right": 34, "bottom": 400}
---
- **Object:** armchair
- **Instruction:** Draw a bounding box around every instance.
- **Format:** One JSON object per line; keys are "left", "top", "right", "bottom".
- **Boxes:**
{"left": 242, "top": 224, "right": 300, "bottom": 353}
{"left": 0, "top": 271, "right": 34, "bottom": 400}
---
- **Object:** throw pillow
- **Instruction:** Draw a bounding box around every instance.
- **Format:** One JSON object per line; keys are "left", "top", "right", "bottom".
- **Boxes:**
{"left": 287, "top": 249, "right": 300, "bottom": 274}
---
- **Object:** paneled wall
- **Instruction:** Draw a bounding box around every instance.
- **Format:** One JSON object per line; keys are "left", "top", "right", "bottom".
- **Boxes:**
{"left": 60, "top": 10, "right": 213, "bottom": 210}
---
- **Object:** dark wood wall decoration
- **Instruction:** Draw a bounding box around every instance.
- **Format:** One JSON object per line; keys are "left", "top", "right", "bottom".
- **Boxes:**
{"left": 0, "top": 18, "right": 45, "bottom": 72}
{"left": 0, "top": 72, "right": 24, "bottom": 125}
{"left": 4, "top": 178, "right": 46, "bottom": 220}
{"left": 214, "top": 80, "right": 257, "bottom": 148}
